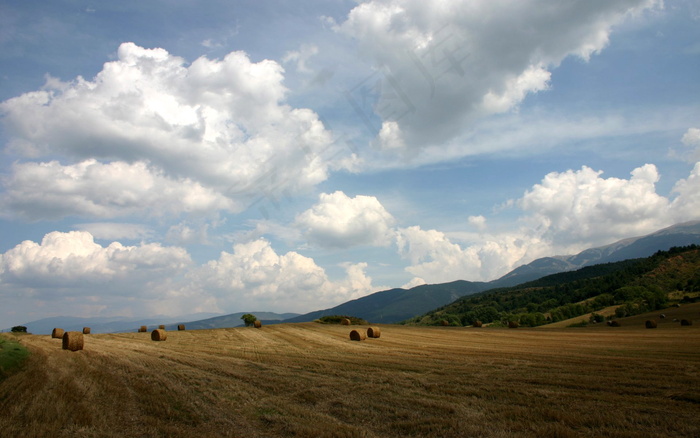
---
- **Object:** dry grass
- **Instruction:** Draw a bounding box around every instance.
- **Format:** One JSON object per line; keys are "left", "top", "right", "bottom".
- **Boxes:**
{"left": 1, "top": 322, "right": 699, "bottom": 437}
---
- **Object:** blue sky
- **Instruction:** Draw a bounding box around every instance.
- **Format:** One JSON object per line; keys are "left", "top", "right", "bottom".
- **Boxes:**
{"left": 1, "top": 0, "right": 699, "bottom": 327}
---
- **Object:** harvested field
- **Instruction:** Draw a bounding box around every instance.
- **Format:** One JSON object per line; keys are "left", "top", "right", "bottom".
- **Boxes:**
{"left": 1, "top": 323, "right": 699, "bottom": 437}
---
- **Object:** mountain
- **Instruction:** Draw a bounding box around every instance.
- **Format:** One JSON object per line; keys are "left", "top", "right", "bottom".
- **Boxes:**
{"left": 5, "top": 312, "right": 222, "bottom": 335}
{"left": 169, "top": 311, "right": 299, "bottom": 330}
{"left": 5, "top": 311, "right": 299, "bottom": 334}
{"left": 410, "top": 245, "right": 700, "bottom": 327}
{"left": 285, "top": 220, "right": 700, "bottom": 324}
{"left": 283, "top": 281, "right": 490, "bottom": 324}
{"left": 490, "top": 220, "right": 700, "bottom": 288}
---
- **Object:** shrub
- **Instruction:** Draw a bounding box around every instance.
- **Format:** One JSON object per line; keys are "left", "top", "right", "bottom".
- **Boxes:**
{"left": 316, "top": 315, "right": 369, "bottom": 325}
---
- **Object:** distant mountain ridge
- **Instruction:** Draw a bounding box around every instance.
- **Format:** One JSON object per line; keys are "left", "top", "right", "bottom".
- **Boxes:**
{"left": 8, "top": 220, "right": 700, "bottom": 332}
{"left": 4, "top": 313, "right": 221, "bottom": 335}
{"left": 4, "top": 311, "right": 298, "bottom": 335}
{"left": 284, "top": 220, "right": 700, "bottom": 324}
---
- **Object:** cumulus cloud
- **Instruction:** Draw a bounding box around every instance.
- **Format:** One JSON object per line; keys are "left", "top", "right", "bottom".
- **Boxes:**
{"left": 395, "top": 225, "right": 548, "bottom": 283}
{"left": 0, "top": 160, "right": 235, "bottom": 220}
{"left": 670, "top": 162, "right": 700, "bottom": 221}
{"left": 0, "top": 42, "right": 341, "bottom": 220}
{"left": 519, "top": 164, "right": 672, "bottom": 248}
{"left": 338, "top": 0, "right": 661, "bottom": 150}
{"left": 295, "top": 191, "right": 396, "bottom": 248}
{"left": 0, "top": 231, "right": 191, "bottom": 289}
{"left": 185, "top": 239, "right": 376, "bottom": 313}
{"left": 678, "top": 127, "right": 700, "bottom": 162}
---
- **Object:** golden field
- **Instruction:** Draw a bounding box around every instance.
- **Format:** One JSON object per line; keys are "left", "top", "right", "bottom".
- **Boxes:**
{"left": 1, "top": 317, "right": 699, "bottom": 438}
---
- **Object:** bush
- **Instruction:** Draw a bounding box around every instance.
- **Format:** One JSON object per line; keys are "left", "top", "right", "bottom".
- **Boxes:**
{"left": 10, "top": 326, "right": 27, "bottom": 333}
{"left": 316, "top": 315, "right": 369, "bottom": 325}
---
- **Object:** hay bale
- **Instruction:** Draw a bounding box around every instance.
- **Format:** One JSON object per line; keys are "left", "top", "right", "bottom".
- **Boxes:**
{"left": 609, "top": 320, "right": 621, "bottom": 327}
{"left": 473, "top": 320, "right": 483, "bottom": 328}
{"left": 177, "top": 324, "right": 185, "bottom": 331}
{"left": 645, "top": 320, "right": 657, "bottom": 329}
{"left": 508, "top": 321, "right": 519, "bottom": 329}
{"left": 51, "top": 328, "right": 65, "bottom": 339}
{"left": 441, "top": 320, "right": 450, "bottom": 326}
{"left": 62, "top": 331, "right": 84, "bottom": 351}
{"left": 158, "top": 324, "right": 165, "bottom": 330}
{"left": 341, "top": 318, "right": 351, "bottom": 326}
{"left": 367, "top": 327, "right": 381, "bottom": 338}
{"left": 254, "top": 320, "right": 262, "bottom": 328}
{"left": 139, "top": 325, "right": 147, "bottom": 333}
{"left": 82, "top": 327, "right": 91, "bottom": 335}
{"left": 681, "top": 319, "right": 692, "bottom": 326}
{"left": 151, "top": 329, "right": 167, "bottom": 341}
{"left": 349, "top": 329, "right": 366, "bottom": 341}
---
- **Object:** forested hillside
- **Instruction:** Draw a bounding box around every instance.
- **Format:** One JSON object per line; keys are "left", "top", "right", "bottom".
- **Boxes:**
{"left": 406, "top": 245, "right": 700, "bottom": 327}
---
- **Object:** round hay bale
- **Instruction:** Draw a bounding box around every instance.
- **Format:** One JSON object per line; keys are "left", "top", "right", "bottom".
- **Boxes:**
{"left": 473, "top": 320, "right": 483, "bottom": 328}
{"left": 139, "top": 325, "right": 147, "bottom": 333}
{"left": 151, "top": 329, "right": 167, "bottom": 341}
{"left": 62, "top": 331, "right": 84, "bottom": 351}
{"left": 82, "top": 327, "right": 91, "bottom": 335}
{"left": 441, "top": 320, "right": 450, "bottom": 326}
{"left": 177, "top": 324, "right": 185, "bottom": 331}
{"left": 254, "top": 320, "right": 262, "bottom": 328}
{"left": 508, "top": 321, "right": 519, "bottom": 329}
{"left": 51, "top": 328, "right": 65, "bottom": 339}
{"left": 681, "top": 319, "right": 692, "bottom": 326}
{"left": 645, "top": 320, "right": 657, "bottom": 329}
{"left": 158, "top": 324, "right": 165, "bottom": 330}
{"left": 367, "top": 327, "right": 381, "bottom": 338}
{"left": 341, "top": 318, "right": 351, "bottom": 326}
{"left": 349, "top": 329, "right": 366, "bottom": 341}
{"left": 609, "top": 320, "right": 621, "bottom": 327}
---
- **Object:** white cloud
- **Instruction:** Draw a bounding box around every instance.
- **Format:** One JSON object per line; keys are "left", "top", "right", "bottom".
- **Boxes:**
{"left": 395, "top": 225, "right": 549, "bottom": 283}
{"left": 0, "top": 231, "right": 191, "bottom": 288}
{"left": 0, "top": 42, "right": 341, "bottom": 220}
{"left": 282, "top": 44, "right": 319, "bottom": 74}
{"left": 678, "top": 127, "right": 700, "bottom": 162}
{"left": 166, "top": 222, "right": 211, "bottom": 245}
{"left": 670, "top": 162, "right": 700, "bottom": 221}
{"left": 185, "top": 239, "right": 376, "bottom": 313}
{"left": 295, "top": 191, "right": 396, "bottom": 248}
{"left": 0, "top": 160, "right": 235, "bottom": 220}
{"left": 338, "top": 0, "right": 661, "bottom": 150}
{"left": 468, "top": 215, "right": 486, "bottom": 231}
{"left": 519, "top": 164, "right": 672, "bottom": 248}
{"left": 74, "top": 222, "right": 152, "bottom": 241}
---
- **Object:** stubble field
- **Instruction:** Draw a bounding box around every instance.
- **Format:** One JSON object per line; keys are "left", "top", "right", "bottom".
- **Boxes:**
{"left": 1, "top": 320, "right": 699, "bottom": 437}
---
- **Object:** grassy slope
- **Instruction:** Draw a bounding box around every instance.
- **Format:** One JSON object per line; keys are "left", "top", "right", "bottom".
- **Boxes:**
{"left": 416, "top": 247, "right": 700, "bottom": 326}
{"left": 0, "top": 333, "right": 30, "bottom": 379}
{"left": 1, "top": 323, "right": 699, "bottom": 437}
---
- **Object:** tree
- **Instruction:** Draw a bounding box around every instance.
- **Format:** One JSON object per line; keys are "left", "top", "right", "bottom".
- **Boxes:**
{"left": 241, "top": 314, "right": 257, "bottom": 327}
{"left": 11, "top": 326, "right": 27, "bottom": 333}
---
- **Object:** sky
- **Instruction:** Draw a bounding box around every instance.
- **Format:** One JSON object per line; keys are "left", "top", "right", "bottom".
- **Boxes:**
{"left": 1, "top": 0, "right": 699, "bottom": 327}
